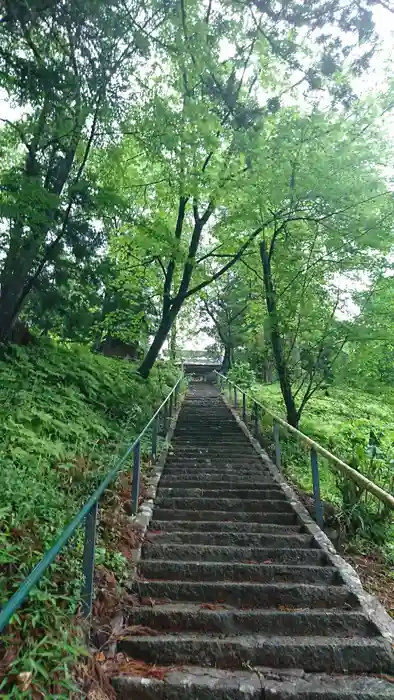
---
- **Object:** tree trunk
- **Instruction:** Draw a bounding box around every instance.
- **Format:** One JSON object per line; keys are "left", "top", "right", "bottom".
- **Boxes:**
{"left": 169, "top": 321, "right": 177, "bottom": 360}
{"left": 264, "top": 359, "right": 273, "bottom": 384}
{"left": 0, "top": 275, "right": 28, "bottom": 343}
{"left": 220, "top": 344, "right": 232, "bottom": 374}
{"left": 138, "top": 305, "right": 179, "bottom": 378}
{"left": 259, "top": 240, "right": 299, "bottom": 428}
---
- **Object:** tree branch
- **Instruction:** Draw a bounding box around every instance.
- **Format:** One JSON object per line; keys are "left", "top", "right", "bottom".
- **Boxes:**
{"left": 184, "top": 222, "right": 269, "bottom": 299}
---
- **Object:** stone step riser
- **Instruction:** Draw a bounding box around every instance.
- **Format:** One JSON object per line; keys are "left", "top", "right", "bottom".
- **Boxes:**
{"left": 155, "top": 498, "right": 293, "bottom": 513}
{"left": 172, "top": 433, "right": 253, "bottom": 438}
{"left": 131, "top": 581, "right": 357, "bottom": 609}
{"left": 112, "top": 673, "right": 394, "bottom": 700}
{"left": 171, "top": 442, "right": 255, "bottom": 448}
{"left": 165, "top": 461, "right": 266, "bottom": 467}
{"left": 161, "top": 471, "right": 275, "bottom": 479}
{"left": 157, "top": 480, "right": 279, "bottom": 489}
{"left": 148, "top": 531, "right": 311, "bottom": 547}
{"left": 119, "top": 636, "right": 392, "bottom": 674}
{"left": 165, "top": 457, "right": 268, "bottom": 464}
{"left": 138, "top": 561, "right": 340, "bottom": 585}
{"left": 169, "top": 454, "right": 258, "bottom": 459}
{"left": 157, "top": 486, "right": 287, "bottom": 502}
{"left": 152, "top": 509, "right": 297, "bottom": 524}
{"left": 141, "top": 545, "right": 325, "bottom": 564}
{"left": 160, "top": 476, "right": 275, "bottom": 483}
{"left": 156, "top": 489, "right": 286, "bottom": 500}
{"left": 162, "top": 465, "right": 272, "bottom": 471}
{"left": 126, "top": 607, "right": 376, "bottom": 638}
{"left": 148, "top": 521, "right": 303, "bottom": 534}
{"left": 161, "top": 469, "right": 273, "bottom": 476}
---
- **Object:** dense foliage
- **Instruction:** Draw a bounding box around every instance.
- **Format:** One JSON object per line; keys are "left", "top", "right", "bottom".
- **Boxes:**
{"left": 1, "top": 0, "right": 393, "bottom": 369}
{"left": 249, "top": 380, "right": 394, "bottom": 558}
{"left": 0, "top": 341, "right": 177, "bottom": 695}
{"left": 1, "top": 0, "right": 394, "bottom": 693}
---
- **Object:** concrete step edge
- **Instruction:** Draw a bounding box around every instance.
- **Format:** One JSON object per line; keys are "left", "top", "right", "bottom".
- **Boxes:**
{"left": 112, "top": 668, "right": 394, "bottom": 700}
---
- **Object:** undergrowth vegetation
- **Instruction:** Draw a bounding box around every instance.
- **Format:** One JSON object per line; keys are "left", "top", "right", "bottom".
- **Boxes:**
{"left": 0, "top": 341, "right": 178, "bottom": 697}
{"left": 250, "top": 381, "right": 394, "bottom": 562}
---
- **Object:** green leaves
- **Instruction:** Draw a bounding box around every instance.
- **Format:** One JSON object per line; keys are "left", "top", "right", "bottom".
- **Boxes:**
{"left": 0, "top": 340, "right": 178, "bottom": 694}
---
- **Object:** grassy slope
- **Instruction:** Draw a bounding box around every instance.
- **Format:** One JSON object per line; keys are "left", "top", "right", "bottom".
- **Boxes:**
{"left": 253, "top": 383, "right": 394, "bottom": 557}
{"left": 0, "top": 340, "right": 178, "bottom": 697}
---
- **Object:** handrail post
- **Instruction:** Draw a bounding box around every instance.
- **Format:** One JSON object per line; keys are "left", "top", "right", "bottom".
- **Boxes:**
{"left": 234, "top": 386, "right": 237, "bottom": 409}
{"left": 169, "top": 392, "right": 173, "bottom": 418}
{"left": 273, "top": 420, "right": 281, "bottom": 470}
{"left": 253, "top": 401, "right": 259, "bottom": 438}
{"left": 174, "top": 383, "right": 179, "bottom": 408}
{"left": 152, "top": 415, "right": 158, "bottom": 461}
{"left": 310, "top": 448, "right": 324, "bottom": 529}
{"left": 131, "top": 440, "right": 141, "bottom": 515}
{"left": 81, "top": 501, "right": 98, "bottom": 618}
{"left": 163, "top": 401, "right": 168, "bottom": 434}
{"left": 242, "top": 392, "right": 246, "bottom": 421}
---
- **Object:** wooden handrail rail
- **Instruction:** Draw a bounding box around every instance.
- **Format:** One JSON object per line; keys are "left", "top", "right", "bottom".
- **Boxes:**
{"left": 215, "top": 372, "right": 394, "bottom": 511}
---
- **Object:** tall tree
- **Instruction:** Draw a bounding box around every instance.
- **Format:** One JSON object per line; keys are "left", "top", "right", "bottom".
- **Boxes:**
{"left": 107, "top": 0, "right": 380, "bottom": 377}
{"left": 238, "top": 106, "right": 394, "bottom": 426}
{"left": 0, "top": 0, "right": 165, "bottom": 342}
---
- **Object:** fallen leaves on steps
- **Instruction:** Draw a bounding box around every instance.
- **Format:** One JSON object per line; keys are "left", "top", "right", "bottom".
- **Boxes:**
{"left": 98, "top": 652, "right": 179, "bottom": 681}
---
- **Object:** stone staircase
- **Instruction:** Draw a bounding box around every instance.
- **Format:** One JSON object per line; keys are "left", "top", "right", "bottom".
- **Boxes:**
{"left": 112, "top": 383, "right": 394, "bottom": 698}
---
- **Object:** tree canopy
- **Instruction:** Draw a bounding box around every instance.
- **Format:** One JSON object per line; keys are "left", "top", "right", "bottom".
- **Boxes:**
{"left": 0, "top": 0, "right": 393, "bottom": 410}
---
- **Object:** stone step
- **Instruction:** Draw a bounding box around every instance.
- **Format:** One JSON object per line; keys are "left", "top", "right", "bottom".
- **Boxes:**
{"left": 165, "top": 456, "right": 268, "bottom": 464}
{"left": 126, "top": 605, "right": 377, "bottom": 638}
{"left": 155, "top": 497, "right": 293, "bottom": 513}
{"left": 171, "top": 441, "right": 254, "bottom": 448}
{"left": 152, "top": 509, "right": 297, "bottom": 524}
{"left": 172, "top": 432, "right": 253, "bottom": 439}
{"left": 138, "top": 560, "right": 340, "bottom": 584}
{"left": 158, "top": 479, "right": 280, "bottom": 489}
{"left": 161, "top": 470, "right": 275, "bottom": 480}
{"left": 147, "top": 521, "right": 303, "bottom": 535}
{"left": 112, "top": 668, "right": 394, "bottom": 699}
{"left": 168, "top": 450, "right": 261, "bottom": 457}
{"left": 163, "top": 459, "right": 272, "bottom": 466}
{"left": 141, "top": 544, "right": 325, "bottom": 564}
{"left": 118, "top": 634, "right": 393, "bottom": 674}
{"left": 130, "top": 580, "right": 357, "bottom": 608}
{"left": 174, "top": 424, "right": 238, "bottom": 429}
{"left": 147, "top": 529, "right": 311, "bottom": 547}
{"left": 163, "top": 462, "right": 271, "bottom": 470}
{"left": 157, "top": 487, "right": 285, "bottom": 499}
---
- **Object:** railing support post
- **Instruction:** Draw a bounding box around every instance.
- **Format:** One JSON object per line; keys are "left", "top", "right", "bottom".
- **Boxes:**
{"left": 152, "top": 416, "right": 158, "bottom": 461}
{"left": 242, "top": 392, "right": 246, "bottom": 421}
{"left": 234, "top": 386, "right": 237, "bottom": 409}
{"left": 174, "top": 383, "right": 179, "bottom": 408}
{"left": 131, "top": 440, "right": 141, "bottom": 515}
{"left": 253, "top": 401, "right": 259, "bottom": 438}
{"left": 81, "top": 501, "right": 98, "bottom": 618}
{"left": 169, "top": 393, "right": 173, "bottom": 418}
{"left": 310, "top": 448, "right": 324, "bottom": 529}
{"left": 273, "top": 420, "right": 281, "bottom": 470}
{"left": 163, "top": 402, "right": 168, "bottom": 435}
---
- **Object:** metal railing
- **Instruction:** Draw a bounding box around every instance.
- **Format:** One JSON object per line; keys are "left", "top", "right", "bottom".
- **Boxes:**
{"left": 215, "top": 372, "right": 394, "bottom": 526}
{"left": 0, "top": 375, "right": 184, "bottom": 633}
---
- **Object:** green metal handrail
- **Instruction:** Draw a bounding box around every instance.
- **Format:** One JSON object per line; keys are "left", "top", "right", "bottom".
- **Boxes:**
{"left": 215, "top": 372, "right": 394, "bottom": 525}
{"left": 0, "top": 374, "right": 184, "bottom": 633}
